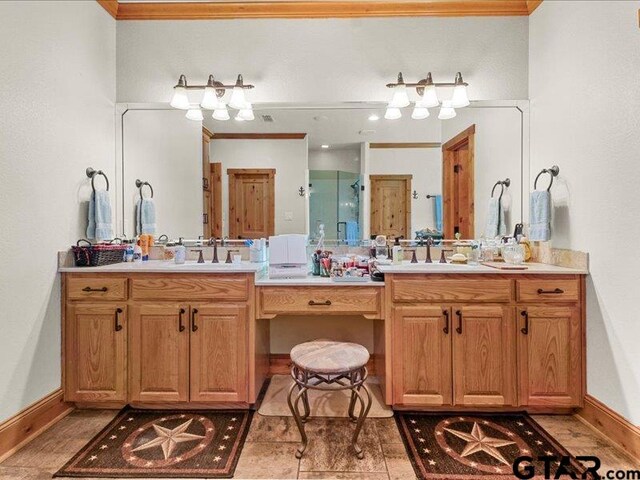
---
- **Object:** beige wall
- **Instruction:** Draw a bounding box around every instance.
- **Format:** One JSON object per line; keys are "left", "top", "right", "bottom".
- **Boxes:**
{"left": 530, "top": 0, "right": 640, "bottom": 424}
{"left": 0, "top": 1, "right": 116, "bottom": 422}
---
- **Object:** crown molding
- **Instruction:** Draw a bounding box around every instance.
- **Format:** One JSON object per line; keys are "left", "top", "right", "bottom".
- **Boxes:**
{"left": 98, "top": 1, "right": 541, "bottom": 20}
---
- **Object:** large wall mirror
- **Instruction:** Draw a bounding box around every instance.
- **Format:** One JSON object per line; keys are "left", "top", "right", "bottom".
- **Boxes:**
{"left": 117, "top": 102, "right": 527, "bottom": 241}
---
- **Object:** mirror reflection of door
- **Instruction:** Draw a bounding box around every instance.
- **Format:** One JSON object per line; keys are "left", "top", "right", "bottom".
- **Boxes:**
{"left": 442, "top": 125, "right": 475, "bottom": 239}
{"left": 228, "top": 168, "right": 275, "bottom": 239}
{"left": 369, "top": 174, "right": 412, "bottom": 239}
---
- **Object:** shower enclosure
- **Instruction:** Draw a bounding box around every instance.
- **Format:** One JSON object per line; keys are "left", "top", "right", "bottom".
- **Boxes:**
{"left": 308, "top": 170, "right": 361, "bottom": 242}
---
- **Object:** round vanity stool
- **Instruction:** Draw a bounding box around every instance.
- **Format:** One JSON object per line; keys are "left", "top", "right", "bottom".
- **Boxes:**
{"left": 287, "top": 340, "right": 372, "bottom": 459}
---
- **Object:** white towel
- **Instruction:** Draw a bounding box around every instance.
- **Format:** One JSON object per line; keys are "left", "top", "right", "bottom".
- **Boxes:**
{"left": 86, "top": 190, "right": 113, "bottom": 241}
{"left": 136, "top": 198, "right": 156, "bottom": 235}
{"left": 485, "top": 197, "right": 506, "bottom": 238}
{"left": 529, "top": 190, "right": 551, "bottom": 241}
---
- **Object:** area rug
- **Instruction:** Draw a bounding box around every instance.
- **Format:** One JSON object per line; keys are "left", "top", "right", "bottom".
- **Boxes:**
{"left": 396, "top": 412, "right": 594, "bottom": 479}
{"left": 55, "top": 408, "right": 252, "bottom": 478}
{"left": 258, "top": 374, "right": 393, "bottom": 418}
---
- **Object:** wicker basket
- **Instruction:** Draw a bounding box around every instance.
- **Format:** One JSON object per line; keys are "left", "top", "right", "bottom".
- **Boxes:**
{"left": 72, "top": 239, "right": 127, "bottom": 267}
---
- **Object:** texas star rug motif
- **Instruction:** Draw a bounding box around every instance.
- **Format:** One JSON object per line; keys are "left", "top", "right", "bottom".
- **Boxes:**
{"left": 55, "top": 408, "right": 252, "bottom": 478}
{"left": 396, "top": 412, "right": 593, "bottom": 480}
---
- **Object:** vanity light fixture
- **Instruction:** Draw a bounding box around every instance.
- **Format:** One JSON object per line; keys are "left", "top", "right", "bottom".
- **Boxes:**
{"left": 385, "top": 71, "right": 469, "bottom": 120}
{"left": 170, "top": 73, "right": 255, "bottom": 121}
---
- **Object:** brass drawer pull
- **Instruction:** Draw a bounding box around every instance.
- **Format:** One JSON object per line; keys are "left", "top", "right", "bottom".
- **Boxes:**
{"left": 82, "top": 286, "right": 108, "bottom": 292}
{"left": 114, "top": 308, "right": 123, "bottom": 332}
{"left": 537, "top": 288, "right": 564, "bottom": 295}
{"left": 520, "top": 310, "right": 529, "bottom": 334}
{"left": 308, "top": 300, "right": 332, "bottom": 306}
{"left": 455, "top": 310, "right": 463, "bottom": 334}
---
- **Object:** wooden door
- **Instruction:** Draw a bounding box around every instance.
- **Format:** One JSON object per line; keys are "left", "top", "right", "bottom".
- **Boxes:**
{"left": 129, "top": 304, "right": 190, "bottom": 403}
{"left": 228, "top": 168, "right": 275, "bottom": 239}
{"left": 65, "top": 303, "right": 127, "bottom": 402}
{"left": 369, "top": 174, "right": 412, "bottom": 239}
{"left": 452, "top": 305, "right": 516, "bottom": 406}
{"left": 442, "top": 125, "right": 475, "bottom": 239}
{"left": 203, "top": 128, "right": 212, "bottom": 238}
{"left": 190, "top": 304, "right": 248, "bottom": 402}
{"left": 210, "top": 162, "right": 223, "bottom": 238}
{"left": 393, "top": 306, "right": 452, "bottom": 406}
{"left": 518, "top": 306, "right": 582, "bottom": 407}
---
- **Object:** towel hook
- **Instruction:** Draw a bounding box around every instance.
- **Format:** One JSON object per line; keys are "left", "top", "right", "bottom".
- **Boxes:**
{"left": 86, "top": 167, "right": 109, "bottom": 192}
{"left": 534, "top": 165, "right": 560, "bottom": 191}
{"left": 491, "top": 178, "right": 511, "bottom": 202}
{"left": 135, "top": 179, "right": 154, "bottom": 200}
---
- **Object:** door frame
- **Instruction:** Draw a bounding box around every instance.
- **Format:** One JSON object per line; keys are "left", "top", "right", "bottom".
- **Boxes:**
{"left": 227, "top": 168, "right": 276, "bottom": 239}
{"left": 442, "top": 124, "right": 475, "bottom": 239}
{"left": 369, "top": 174, "right": 412, "bottom": 239}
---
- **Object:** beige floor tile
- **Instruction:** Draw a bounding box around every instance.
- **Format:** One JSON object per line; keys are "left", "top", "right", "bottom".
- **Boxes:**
{"left": 233, "top": 442, "right": 300, "bottom": 479}
{"left": 299, "top": 472, "right": 389, "bottom": 479}
{"left": 298, "top": 418, "right": 386, "bottom": 473}
{"left": 246, "top": 414, "right": 302, "bottom": 443}
{"left": 373, "top": 418, "right": 403, "bottom": 444}
{"left": 381, "top": 443, "right": 417, "bottom": 480}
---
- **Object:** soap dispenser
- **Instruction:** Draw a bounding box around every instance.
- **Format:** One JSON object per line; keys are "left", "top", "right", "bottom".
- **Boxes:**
{"left": 392, "top": 237, "right": 404, "bottom": 265}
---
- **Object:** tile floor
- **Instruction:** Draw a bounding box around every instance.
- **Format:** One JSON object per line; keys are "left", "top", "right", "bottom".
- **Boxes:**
{"left": 0, "top": 409, "right": 637, "bottom": 479}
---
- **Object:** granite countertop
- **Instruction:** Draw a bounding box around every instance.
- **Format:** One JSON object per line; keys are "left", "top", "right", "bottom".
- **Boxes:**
{"left": 378, "top": 261, "right": 588, "bottom": 275}
{"left": 58, "top": 260, "right": 263, "bottom": 273}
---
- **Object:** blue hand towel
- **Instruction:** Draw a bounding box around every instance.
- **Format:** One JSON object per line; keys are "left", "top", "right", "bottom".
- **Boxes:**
{"left": 86, "top": 190, "right": 113, "bottom": 241}
{"left": 485, "top": 197, "right": 506, "bottom": 238}
{"left": 529, "top": 190, "right": 551, "bottom": 241}
{"left": 434, "top": 195, "right": 443, "bottom": 233}
{"left": 136, "top": 198, "right": 156, "bottom": 235}
{"left": 345, "top": 220, "right": 359, "bottom": 246}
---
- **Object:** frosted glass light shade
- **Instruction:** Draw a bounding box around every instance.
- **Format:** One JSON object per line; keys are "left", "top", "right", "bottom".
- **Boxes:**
{"left": 237, "top": 104, "right": 255, "bottom": 121}
{"left": 170, "top": 86, "right": 190, "bottom": 110}
{"left": 388, "top": 85, "right": 410, "bottom": 108}
{"left": 212, "top": 107, "right": 230, "bottom": 121}
{"left": 420, "top": 84, "right": 439, "bottom": 108}
{"left": 384, "top": 107, "right": 402, "bottom": 120}
{"left": 200, "top": 86, "right": 219, "bottom": 110}
{"left": 229, "top": 86, "right": 247, "bottom": 110}
{"left": 451, "top": 84, "right": 470, "bottom": 108}
{"left": 411, "top": 106, "right": 430, "bottom": 120}
{"left": 185, "top": 109, "right": 204, "bottom": 121}
{"left": 438, "top": 100, "right": 456, "bottom": 120}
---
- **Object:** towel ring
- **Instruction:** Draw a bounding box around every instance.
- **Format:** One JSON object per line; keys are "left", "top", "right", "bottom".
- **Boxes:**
{"left": 491, "top": 178, "right": 511, "bottom": 201}
{"left": 86, "top": 167, "right": 109, "bottom": 192}
{"left": 534, "top": 165, "right": 560, "bottom": 191}
{"left": 135, "top": 179, "right": 154, "bottom": 200}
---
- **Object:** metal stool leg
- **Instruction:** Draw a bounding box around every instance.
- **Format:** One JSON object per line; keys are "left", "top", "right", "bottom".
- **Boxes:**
{"left": 350, "top": 382, "right": 372, "bottom": 459}
{"left": 287, "top": 381, "right": 309, "bottom": 459}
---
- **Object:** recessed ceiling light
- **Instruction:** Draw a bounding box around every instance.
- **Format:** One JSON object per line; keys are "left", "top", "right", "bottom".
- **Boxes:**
{"left": 368, "top": 114, "right": 380, "bottom": 121}
{"left": 321, "top": 144, "right": 330, "bottom": 149}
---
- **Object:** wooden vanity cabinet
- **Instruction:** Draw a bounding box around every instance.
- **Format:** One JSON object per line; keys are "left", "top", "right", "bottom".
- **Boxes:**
{"left": 390, "top": 274, "right": 585, "bottom": 412}
{"left": 65, "top": 303, "right": 127, "bottom": 402}
{"left": 517, "top": 305, "right": 583, "bottom": 407}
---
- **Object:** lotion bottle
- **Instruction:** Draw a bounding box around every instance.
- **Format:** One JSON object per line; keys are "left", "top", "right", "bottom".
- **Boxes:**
{"left": 392, "top": 237, "right": 403, "bottom": 265}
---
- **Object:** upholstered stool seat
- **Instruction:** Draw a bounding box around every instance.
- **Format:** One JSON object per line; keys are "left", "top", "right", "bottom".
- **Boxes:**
{"left": 287, "top": 340, "right": 373, "bottom": 459}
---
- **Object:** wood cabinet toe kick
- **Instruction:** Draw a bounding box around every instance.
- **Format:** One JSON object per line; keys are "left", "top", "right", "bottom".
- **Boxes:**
{"left": 62, "top": 271, "right": 586, "bottom": 413}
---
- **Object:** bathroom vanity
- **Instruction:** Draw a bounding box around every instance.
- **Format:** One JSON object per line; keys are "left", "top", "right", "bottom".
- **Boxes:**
{"left": 60, "top": 261, "right": 586, "bottom": 413}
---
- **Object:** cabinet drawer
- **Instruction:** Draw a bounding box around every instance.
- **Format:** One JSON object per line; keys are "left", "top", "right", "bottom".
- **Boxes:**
{"left": 517, "top": 278, "right": 580, "bottom": 303}
{"left": 67, "top": 277, "right": 127, "bottom": 301}
{"left": 131, "top": 275, "right": 249, "bottom": 301}
{"left": 391, "top": 277, "right": 512, "bottom": 303}
{"left": 258, "top": 287, "right": 382, "bottom": 317}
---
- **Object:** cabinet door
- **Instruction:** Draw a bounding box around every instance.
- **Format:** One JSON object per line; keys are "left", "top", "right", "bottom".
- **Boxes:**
{"left": 190, "top": 304, "right": 248, "bottom": 402}
{"left": 452, "top": 305, "right": 516, "bottom": 406}
{"left": 129, "top": 304, "right": 189, "bottom": 403}
{"left": 65, "top": 303, "right": 127, "bottom": 402}
{"left": 393, "top": 306, "right": 452, "bottom": 406}
{"left": 518, "top": 306, "right": 582, "bottom": 407}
